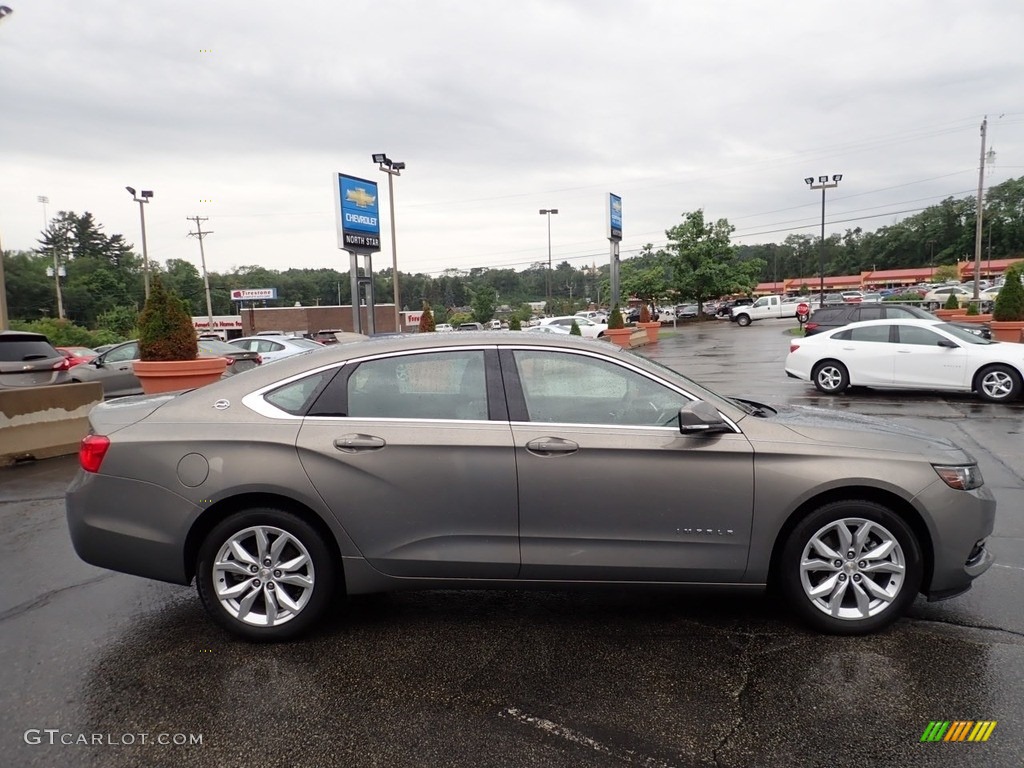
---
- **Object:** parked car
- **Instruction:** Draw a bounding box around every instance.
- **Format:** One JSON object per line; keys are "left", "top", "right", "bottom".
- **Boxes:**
{"left": 786, "top": 318, "right": 1022, "bottom": 402}
{"left": 537, "top": 315, "right": 608, "bottom": 338}
{"left": 575, "top": 310, "right": 608, "bottom": 323}
{"left": 821, "top": 293, "right": 845, "bottom": 306}
{"left": 71, "top": 339, "right": 262, "bottom": 397}
{"left": 456, "top": 322, "right": 485, "bottom": 331}
{"left": 0, "top": 330, "right": 71, "bottom": 389}
{"left": 434, "top": 323, "right": 454, "bottom": 333}
{"left": 56, "top": 346, "right": 98, "bottom": 367}
{"left": 923, "top": 285, "right": 973, "bottom": 305}
{"left": 841, "top": 291, "right": 865, "bottom": 303}
{"left": 715, "top": 297, "right": 753, "bottom": 319}
{"left": 229, "top": 334, "right": 323, "bottom": 364}
{"left": 804, "top": 303, "right": 992, "bottom": 339}
{"left": 675, "top": 304, "right": 699, "bottom": 319}
{"left": 65, "top": 333, "right": 996, "bottom": 640}
{"left": 522, "top": 323, "right": 571, "bottom": 334}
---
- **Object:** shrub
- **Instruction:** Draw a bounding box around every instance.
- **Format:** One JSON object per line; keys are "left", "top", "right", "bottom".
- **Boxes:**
{"left": 508, "top": 317, "right": 522, "bottom": 330}
{"left": 993, "top": 265, "right": 1024, "bottom": 321}
{"left": 943, "top": 292, "right": 961, "bottom": 310}
{"left": 608, "top": 305, "right": 625, "bottom": 329}
{"left": 570, "top": 320, "right": 582, "bottom": 336}
{"left": 418, "top": 301, "right": 436, "bottom": 333}
{"left": 965, "top": 302, "right": 979, "bottom": 316}
{"left": 137, "top": 275, "right": 198, "bottom": 361}
{"left": 638, "top": 304, "right": 651, "bottom": 323}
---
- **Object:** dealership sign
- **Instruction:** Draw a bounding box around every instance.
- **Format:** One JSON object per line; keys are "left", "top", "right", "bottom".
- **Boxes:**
{"left": 334, "top": 173, "right": 381, "bottom": 253}
{"left": 230, "top": 288, "right": 277, "bottom": 301}
{"left": 608, "top": 193, "right": 622, "bottom": 241}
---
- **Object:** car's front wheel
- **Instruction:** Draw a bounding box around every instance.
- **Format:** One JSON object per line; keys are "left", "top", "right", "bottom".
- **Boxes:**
{"left": 974, "top": 364, "right": 1022, "bottom": 403}
{"left": 735, "top": 314, "right": 751, "bottom": 327}
{"left": 779, "top": 501, "right": 922, "bottom": 634}
{"left": 196, "top": 508, "right": 336, "bottom": 641}
{"left": 812, "top": 360, "right": 849, "bottom": 394}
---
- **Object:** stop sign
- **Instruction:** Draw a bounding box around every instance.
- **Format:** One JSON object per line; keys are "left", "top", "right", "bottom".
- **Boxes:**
{"left": 797, "top": 302, "right": 809, "bottom": 316}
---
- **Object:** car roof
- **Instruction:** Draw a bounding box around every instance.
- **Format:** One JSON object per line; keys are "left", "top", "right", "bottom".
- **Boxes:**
{"left": 0, "top": 330, "right": 49, "bottom": 342}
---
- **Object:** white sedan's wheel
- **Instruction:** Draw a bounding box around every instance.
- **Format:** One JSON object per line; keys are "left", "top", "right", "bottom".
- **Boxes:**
{"left": 975, "top": 365, "right": 1022, "bottom": 403}
{"left": 197, "top": 509, "right": 335, "bottom": 640}
{"left": 812, "top": 361, "right": 849, "bottom": 394}
{"left": 780, "top": 501, "right": 921, "bottom": 634}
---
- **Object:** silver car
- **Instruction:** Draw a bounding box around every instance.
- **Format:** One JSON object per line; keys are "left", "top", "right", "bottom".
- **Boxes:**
{"left": 0, "top": 331, "right": 71, "bottom": 389}
{"left": 66, "top": 334, "right": 995, "bottom": 640}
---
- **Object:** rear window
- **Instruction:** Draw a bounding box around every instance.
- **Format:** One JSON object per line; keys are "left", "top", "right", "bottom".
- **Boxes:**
{"left": 0, "top": 338, "right": 60, "bottom": 361}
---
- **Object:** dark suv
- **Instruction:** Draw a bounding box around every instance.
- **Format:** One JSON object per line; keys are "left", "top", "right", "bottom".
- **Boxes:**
{"left": 0, "top": 331, "right": 72, "bottom": 389}
{"left": 804, "top": 303, "right": 991, "bottom": 339}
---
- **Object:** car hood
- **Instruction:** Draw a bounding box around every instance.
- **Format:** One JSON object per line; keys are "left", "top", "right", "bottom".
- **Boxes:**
{"left": 747, "top": 401, "right": 975, "bottom": 464}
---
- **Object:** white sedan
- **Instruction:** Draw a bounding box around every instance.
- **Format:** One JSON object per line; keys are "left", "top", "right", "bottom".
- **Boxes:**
{"left": 785, "top": 318, "right": 1024, "bottom": 402}
{"left": 537, "top": 315, "right": 608, "bottom": 338}
{"left": 228, "top": 334, "right": 324, "bottom": 364}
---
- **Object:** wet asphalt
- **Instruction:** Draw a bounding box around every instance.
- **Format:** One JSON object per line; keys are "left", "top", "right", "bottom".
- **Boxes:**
{"left": 1, "top": 318, "right": 1022, "bottom": 768}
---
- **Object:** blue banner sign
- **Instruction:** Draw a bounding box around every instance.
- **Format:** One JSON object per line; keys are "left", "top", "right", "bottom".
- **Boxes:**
{"left": 335, "top": 173, "right": 381, "bottom": 252}
{"left": 608, "top": 193, "right": 622, "bottom": 241}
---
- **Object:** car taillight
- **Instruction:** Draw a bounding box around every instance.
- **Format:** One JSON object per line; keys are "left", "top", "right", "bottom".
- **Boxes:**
{"left": 804, "top": 322, "right": 818, "bottom": 333}
{"left": 79, "top": 434, "right": 110, "bottom": 473}
{"left": 255, "top": 355, "right": 262, "bottom": 365}
{"left": 53, "top": 358, "right": 71, "bottom": 371}
{"left": 789, "top": 342, "right": 801, "bottom": 353}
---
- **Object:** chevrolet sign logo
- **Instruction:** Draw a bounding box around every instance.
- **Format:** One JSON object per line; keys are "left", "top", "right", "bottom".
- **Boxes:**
{"left": 346, "top": 188, "right": 376, "bottom": 208}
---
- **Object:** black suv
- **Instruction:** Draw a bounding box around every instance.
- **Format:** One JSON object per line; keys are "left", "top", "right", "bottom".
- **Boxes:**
{"left": 804, "top": 303, "right": 991, "bottom": 339}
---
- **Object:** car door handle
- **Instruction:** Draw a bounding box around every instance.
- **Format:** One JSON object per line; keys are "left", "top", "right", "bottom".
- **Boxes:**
{"left": 526, "top": 437, "right": 579, "bottom": 456}
{"left": 333, "top": 434, "right": 386, "bottom": 453}
{"left": 897, "top": 350, "right": 912, "bottom": 354}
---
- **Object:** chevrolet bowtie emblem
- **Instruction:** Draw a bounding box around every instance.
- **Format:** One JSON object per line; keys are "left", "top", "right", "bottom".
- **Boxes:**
{"left": 345, "top": 188, "right": 376, "bottom": 208}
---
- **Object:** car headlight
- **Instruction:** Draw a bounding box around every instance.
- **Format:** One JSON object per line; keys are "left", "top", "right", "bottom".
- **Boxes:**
{"left": 933, "top": 464, "right": 984, "bottom": 490}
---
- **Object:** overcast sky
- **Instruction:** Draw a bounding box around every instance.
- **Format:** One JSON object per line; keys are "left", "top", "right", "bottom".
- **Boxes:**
{"left": 2, "top": 0, "right": 1022, "bottom": 283}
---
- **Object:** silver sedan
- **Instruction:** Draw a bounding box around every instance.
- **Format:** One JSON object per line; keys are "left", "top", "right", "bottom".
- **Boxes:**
{"left": 66, "top": 333, "right": 995, "bottom": 640}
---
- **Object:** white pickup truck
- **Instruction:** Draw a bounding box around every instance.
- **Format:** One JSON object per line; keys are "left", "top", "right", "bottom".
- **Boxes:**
{"left": 729, "top": 295, "right": 815, "bottom": 326}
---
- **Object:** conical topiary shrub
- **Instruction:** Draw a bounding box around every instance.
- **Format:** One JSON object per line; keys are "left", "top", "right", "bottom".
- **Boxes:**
{"left": 570, "top": 320, "right": 582, "bottom": 336}
{"left": 943, "top": 292, "right": 961, "bottom": 310}
{"left": 993, "top": 266, "right": 1024, "bottom": 321}
{"left": 607, "top": 305, "right": 625, "bottom": 329}
{"left": 418, "top": 301, "right": 436, "bottom": 332}
{"left": 138, "top": 275, "right": 198, "bottom": 361}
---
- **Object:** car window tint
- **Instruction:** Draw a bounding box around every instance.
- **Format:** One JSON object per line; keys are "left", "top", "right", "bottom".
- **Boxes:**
{"left": 106, "top": 343, "right": 139, "bottom": 363}
{"left": 858, "top": 306, "right": 883, "bottom": 321}
{"left": 265, "top": 370, "right": 335, "bottom": 415}
{"left": 513, "top": 350, "right": 686, "bottom": 426}
{"left": 885, "top": 307, "right": 918, "bottom": 319}
{"left": 347, "top": 351, "right": 487, "bottom": 420}
{"left": 0, "top": 339, "right": 58, "bottom": 361}
{"left": 846, "top": 325, "right": 891, "bottom": 343}
{"left": 896, "top": 326, "right": 948, "bottom": 346}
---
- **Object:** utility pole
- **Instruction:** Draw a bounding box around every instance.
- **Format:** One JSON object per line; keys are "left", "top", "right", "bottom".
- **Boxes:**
{"left": 972, "top": 117, "right": 988, "bottom": 301}
{"left": 187, "top": 216, "right": 215, "bottom": 331}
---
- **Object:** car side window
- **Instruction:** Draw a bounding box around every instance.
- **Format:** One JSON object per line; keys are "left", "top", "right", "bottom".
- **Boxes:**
{"left": 105, "top": 343, "right": 139, "bottom": 363}
{"left": 265, "top": 370, "right": 335, "bottom": 415}
{"left": 347, "top": 350, "right": 488, "bottom": 420}
{"left": 512, "top": 350, "right": 687, "bottom": 426}
{"left": 846, "top": 325, "right": 892, "bottom": 343}
{"left": 895, "top": 326, "right": 949, "bottom": 346}
{"left": 885, "top": 307, "right": 917, "bottom": 319}
{"left": 858, "top": 306, "right": 883, "bottom": 321}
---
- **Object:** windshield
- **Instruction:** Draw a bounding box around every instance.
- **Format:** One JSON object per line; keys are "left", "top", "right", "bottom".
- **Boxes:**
{"left": 937, "top": 323, "right": 995, "bottom": 345}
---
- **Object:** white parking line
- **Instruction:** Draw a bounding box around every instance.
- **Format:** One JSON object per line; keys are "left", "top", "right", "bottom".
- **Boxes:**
{"left": 500, "top": 706, "right": 679, "bottom": 768}
{"left": 993, "top": 563, "right": 1024, "bottom": 572}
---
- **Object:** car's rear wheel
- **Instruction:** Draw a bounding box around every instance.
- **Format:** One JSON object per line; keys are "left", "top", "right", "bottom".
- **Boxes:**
{"left": 196, "top": 508, "right": 335, "bottom": 641}
{"left": 974, "top": 364, "right": 1022, "bottom": 403}
{"left": 812, "top": 360, "right": 849, "bottom": 394}
{"left": 779, "top": 501, "right": 922, "bottom": 634}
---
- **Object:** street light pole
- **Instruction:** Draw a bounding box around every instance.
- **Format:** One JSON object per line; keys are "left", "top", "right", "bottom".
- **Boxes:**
{"left": 804, "top": 175, "right": 842, "bottom": 305}
{"left": 126, "top": 187, "right": 153, "bottom": 299}
{"left": 539, "top": 208, "right": 558, "bottom": 305}
{"left": 372, "top": 153, "right": 405, "bottom": 332}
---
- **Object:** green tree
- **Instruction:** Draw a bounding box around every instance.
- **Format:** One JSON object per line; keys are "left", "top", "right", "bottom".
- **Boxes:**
{"left": 570, "top": 319, "right": 582, "bottom": 336}
{"left": 137, "top": 275, "right": 198, "bottom": 361}
{"left": 665, "top": 210, "right": 763, "bottom": 311}
{"left": 470, "top": 290, "right": 495, "bottom": 323}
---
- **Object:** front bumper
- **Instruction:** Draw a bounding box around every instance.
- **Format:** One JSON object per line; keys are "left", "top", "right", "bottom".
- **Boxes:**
{"left": 917, "top": 479, "right": 997, "bottom": 599}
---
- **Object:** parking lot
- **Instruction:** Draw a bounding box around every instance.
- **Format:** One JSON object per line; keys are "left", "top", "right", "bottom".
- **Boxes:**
{"left": 2, "top": 318, "right": 1022, "bottom": 767}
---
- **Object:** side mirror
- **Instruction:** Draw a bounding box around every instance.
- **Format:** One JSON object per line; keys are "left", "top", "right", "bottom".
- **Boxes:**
{"left": 678, "top": 401, "right": 733, "bottom": 434}
{"left": 937, "top": 339, "right": 958, "bottom": 349}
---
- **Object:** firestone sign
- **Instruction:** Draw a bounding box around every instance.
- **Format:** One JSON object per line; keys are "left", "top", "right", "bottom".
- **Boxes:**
{"left": 230, "top": 288, "right": 277, "bottom": 301}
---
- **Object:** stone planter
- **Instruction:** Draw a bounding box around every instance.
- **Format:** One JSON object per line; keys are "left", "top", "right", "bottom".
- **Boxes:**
{"left": 603, "top": 328, "right": 634, "bottom": 348}
{"left": 637, "top": 321, "right": 661, "bottom": 344}
{"left": 133, "top": 357, "right": 229, "bottom": 395}
{"left": 958, "top": 314, "right": 993, "bottom": 323}
{"left": 934, "top": 309, "right": 966, "bottom": 320}
{"left": 989, "top": 320, "right": 1024, "bottom": 343}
